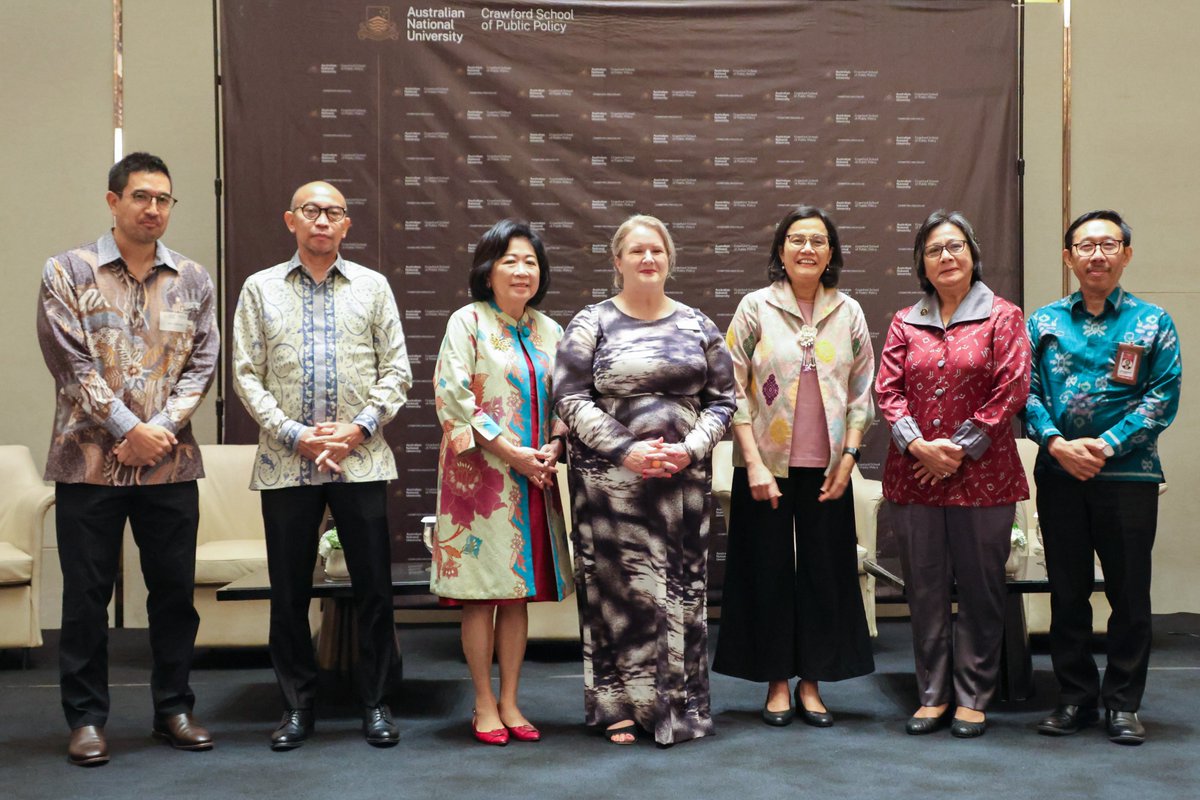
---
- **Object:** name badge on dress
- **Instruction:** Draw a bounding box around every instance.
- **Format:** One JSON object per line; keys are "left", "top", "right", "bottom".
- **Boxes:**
{"left": 1111, "top": 342, "right": 1144, "bottom": 385}
{"left": 159, "top": 311, "right": 191, "bottom": 333}
{"left": 676, "top": 317, "right": 701, "bottom": 332}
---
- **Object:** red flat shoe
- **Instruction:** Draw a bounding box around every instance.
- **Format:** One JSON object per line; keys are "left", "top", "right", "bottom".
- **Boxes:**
{"left": 505, "top": 723, "right": 541, "bottom": 743}
{"left": 472, "top": 715, "right": 509, "bottom": 746}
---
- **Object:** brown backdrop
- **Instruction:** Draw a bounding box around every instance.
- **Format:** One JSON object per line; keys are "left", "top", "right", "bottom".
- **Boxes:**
{"left": 220, "top": 0, "right": 1021, "bottom": 583}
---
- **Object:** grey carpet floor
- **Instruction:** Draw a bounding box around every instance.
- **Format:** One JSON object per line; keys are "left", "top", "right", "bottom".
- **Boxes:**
{"left": 2, "top": 615, "right": 1197, "bottom": 800}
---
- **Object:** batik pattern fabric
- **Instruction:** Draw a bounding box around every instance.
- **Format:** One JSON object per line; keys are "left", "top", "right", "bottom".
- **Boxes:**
{"left": 1025, "top": 287, "right": 1182, "bottom": 482}
{"left": 430, "top": 301, "right": 572, "bottom": 601}
{"left": 232, "top": 254, "right": 412, "bottom": 489}
{"left": 724, "top": 281, "right": 875, "bottom": 476}
{"left": 554, "top": 299, "right": 736, "bottom": 745}
{"left": 37, "top": 232, "right": 218, "bottom": 485}
{"left": 875, "top": 282, "right": 1031, "bottom": 506}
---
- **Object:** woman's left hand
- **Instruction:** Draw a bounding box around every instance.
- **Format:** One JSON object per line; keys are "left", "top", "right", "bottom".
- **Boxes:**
{"left": 818, "top": 454, "right": 855, "bottom": 502}
{"left": 538, "top": 438, "right": 564, "bottom": 471}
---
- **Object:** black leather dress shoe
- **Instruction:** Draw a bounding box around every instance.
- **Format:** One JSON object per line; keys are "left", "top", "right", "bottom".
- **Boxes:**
{"left": 1106, "top": 710, "right": 1146, "bottom": 745}
{"left": 152, "top": 713, "right": 214, "bottom": 751}
{"left": 1037, "top": 704, "right": 1099, "bottom": 736}
{"left": 270, "top": 709, "right": 314, "bottom": 751}
{"left": 363, "top": 704, "right": 399, "bottom": 747}
{"left": 950, "top": 717, "right": 987, "bottom": 738}
{"left": 68, "top": 725, "right": 109, "bottom": 766}
{"left": 761, "top": 702, "right": 795, "bottom": 727}
{"left": 905, "top": 711, "right": 951, "bottom": 735}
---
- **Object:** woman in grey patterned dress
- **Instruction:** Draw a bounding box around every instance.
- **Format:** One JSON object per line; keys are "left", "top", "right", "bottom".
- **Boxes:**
{"left": 554, "top": 215, "right": 736, "bottom": 746}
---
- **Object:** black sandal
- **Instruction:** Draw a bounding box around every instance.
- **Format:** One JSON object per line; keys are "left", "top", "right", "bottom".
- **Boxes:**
{"left": 605, "top": 723, "right": 638, "bottom": 745}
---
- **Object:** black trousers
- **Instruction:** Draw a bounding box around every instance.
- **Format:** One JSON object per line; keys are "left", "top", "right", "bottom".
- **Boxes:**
{"left": 56, "top": 481, "right": 200, "bottom": 729}
{"left": 1035, "top": 474, "right": 1158, "bottom": 711}
{"left": 713, "top": 467, "right": 874, "bottom": 683}
{"left": 261, "top": 481, "right": 399, "bottom": 711}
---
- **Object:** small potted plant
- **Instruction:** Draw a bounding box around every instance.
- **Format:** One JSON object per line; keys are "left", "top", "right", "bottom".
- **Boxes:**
{"left": 319, "top": 528, "right": 350, "bottom": 579}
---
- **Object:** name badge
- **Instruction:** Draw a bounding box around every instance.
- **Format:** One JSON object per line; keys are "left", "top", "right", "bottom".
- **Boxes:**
{"left": 159, "top": 311, "right": 191, "bottom": 333}
{"left": 676, "top": 317, "right": 701, "bottom": 332}
{"left": 1111, "top": 342, "right": 1144, "bottom": 385}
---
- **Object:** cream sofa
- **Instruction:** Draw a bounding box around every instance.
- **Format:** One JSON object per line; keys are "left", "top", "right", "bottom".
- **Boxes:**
{"left": 123, "top": 444, "right": 319, "bottom": 646}
{"left": 710, "top": 440, "right": 881, "bottom": 637}
{"left": 0, "top": 446, "right": 54, "bottom": 659}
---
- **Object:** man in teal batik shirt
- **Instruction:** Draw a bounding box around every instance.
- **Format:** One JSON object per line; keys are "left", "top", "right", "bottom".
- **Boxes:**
{"left": 1025, "top": 210, "right": 1182, "bottom": 746}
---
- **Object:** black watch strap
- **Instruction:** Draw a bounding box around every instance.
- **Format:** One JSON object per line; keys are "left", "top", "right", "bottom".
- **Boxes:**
{"left": 842, "top": 446, "right": 861, "bottom": 463}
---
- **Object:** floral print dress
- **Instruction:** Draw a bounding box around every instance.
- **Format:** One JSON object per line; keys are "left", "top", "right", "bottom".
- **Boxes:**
{"left": 430, "top": 301, "right": 572, "bottom": 602}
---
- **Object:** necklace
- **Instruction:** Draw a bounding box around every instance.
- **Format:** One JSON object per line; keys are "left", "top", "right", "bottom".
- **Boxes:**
{"left": 797, "top": 303, "right": 818, "bottom": 372}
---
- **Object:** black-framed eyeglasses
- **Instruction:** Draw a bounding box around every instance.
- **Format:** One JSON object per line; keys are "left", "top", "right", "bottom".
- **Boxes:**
{"left": 294, "top": 203, "right": 347, "bottom": 223}
{"left": 923, "top": 240, "right": 967, "bottom": 259}
{"left": 122, "top": 190, "right": 177, "bottom": 210}
{"left": 1071, "top": 239, "right": 1124, "bottom": 257}
{"left": 785, "top": 234, "right": 829, "bottom": 249}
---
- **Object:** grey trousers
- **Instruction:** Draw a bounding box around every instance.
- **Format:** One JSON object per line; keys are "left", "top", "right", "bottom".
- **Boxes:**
{"left": 890, "top": 503, "right": 1014, "bottom": 711}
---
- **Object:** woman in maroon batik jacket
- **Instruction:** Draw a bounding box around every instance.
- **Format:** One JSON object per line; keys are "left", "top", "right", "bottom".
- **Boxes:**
{"left": 875, "top": 210, "right": 1031, "bottom": 739}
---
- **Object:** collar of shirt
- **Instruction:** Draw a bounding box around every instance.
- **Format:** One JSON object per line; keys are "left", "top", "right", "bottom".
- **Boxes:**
{"left": 765, "top": 280, "right": 844, "bottom": 325}
{"left": 1069, "top": 285, "right": 1125, "bottom": 318}
{"left": 96, "top": 230, "right": 179, "bottom": 273}
{"left": 902, "top": 280, "right": 994, "bottom": 329}
{"left": 487, "top": 299, "right": 534, "bottom": 330}
{"left": 286, "top": 251, "right": 347, "bottom": 283}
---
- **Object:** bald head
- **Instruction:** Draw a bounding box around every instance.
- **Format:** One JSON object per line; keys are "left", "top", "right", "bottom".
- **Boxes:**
{"left": 290, "top": 181, "right": 345, "bottom": 210}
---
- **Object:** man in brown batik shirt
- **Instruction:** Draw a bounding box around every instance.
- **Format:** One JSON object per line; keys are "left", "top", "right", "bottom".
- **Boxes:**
{"left": 37, "top": 152, "right": 218, "bottom": 766}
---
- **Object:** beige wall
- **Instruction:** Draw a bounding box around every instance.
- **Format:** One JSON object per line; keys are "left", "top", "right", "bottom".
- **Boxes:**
{"left": 3, "top": 2, "right": 1196, "bottom": 620}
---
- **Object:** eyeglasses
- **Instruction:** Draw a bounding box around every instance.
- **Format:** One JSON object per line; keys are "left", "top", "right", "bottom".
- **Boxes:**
{"left": 294, "top": 203, "right": 348, "bottom": 223}
{"left": 923, "top": 240, "right": 967, "bottom": 259}
{"left": 785, "top": 234, "right": 829, "bottom": 249}
{"left": 122, "top": 190, "right": 177, "bottom": 210}
{"left": 1071, "top": 239, "right": 1124, "bottom": 257}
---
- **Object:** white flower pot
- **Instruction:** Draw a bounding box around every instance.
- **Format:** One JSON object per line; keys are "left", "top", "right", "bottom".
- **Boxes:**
{"left": 324, "top": 548, "right": 350, "bottom": 580}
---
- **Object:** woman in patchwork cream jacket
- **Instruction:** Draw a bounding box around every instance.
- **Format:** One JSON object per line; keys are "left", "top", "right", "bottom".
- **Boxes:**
{"left": 713, "top": 206, "right": 876, "bottom": 729}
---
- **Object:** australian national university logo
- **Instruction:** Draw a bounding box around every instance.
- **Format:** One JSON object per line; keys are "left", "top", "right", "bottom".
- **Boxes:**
{"left": 358, "top": 5, "right": 400, "bottom": 40}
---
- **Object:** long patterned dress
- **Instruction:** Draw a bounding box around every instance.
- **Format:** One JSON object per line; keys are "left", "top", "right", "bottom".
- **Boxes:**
{"left": 553, "top": 299, "right": 736, "bottom": 745}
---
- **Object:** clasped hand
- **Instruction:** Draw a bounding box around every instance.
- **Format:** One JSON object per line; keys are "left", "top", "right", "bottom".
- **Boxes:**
{"left": 298, "top": 422, "right": 365, "bottom": 474}
{"left": 909, "top": 437, "right": 965, "bottom": 485}
{"left": 113, "top": 422, "right": 177, "bottom": 467}
{"left": 1048, "top": 436, "right": 1108, "bottom": 481}
{"left": 510, "top": 442, "right": 559, "bottom": 488}
{"left": 623, "top": 438, "right": 691, "bottom": 480}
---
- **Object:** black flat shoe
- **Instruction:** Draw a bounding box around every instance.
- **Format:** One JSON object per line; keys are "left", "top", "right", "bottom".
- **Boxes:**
{"left": 794, "top": 683, "right": 833, "bottom": 727}
{"left": 905, "top": 711, "right": 951, "bottom": 735}
{"left": 270, "top": 709, "right": 314, "bottom": 751}
{"left": 761, "top": 702, "right": 795, "bottom": 727}
{"left": 950, "top": 718, "right": 987, "bottom": 738}
{"left": 363, "top": 704, "right": 399, "bottom": 747}
{"left": 1037, "top": 704, "right": 1098, "bottom": 736}
{"left": 1106, "top": 710, "right": 1145, "bottom": 746}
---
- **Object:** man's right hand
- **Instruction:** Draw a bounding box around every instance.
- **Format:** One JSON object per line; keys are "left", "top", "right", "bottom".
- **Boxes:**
{"left": 115, "top": 423, "right": 177, "bottom": 466}
{"left": 1048, "top": 436, "right": 1107, "bottom": 481}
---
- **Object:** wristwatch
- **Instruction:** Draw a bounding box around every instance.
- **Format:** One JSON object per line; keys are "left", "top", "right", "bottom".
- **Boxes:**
{"left": 842, "top": 446, "right": 861, "bottom": 463}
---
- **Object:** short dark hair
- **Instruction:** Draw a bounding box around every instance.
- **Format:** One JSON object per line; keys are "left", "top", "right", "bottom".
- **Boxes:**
{"left": 468, "top": 219, "right": 550, "bottom": 307}
{"left": 108, "top": 152, "right": 171, "bottom": 194}
{"left": 766, "top": 205, "right": 843, "bottom": 288}
{"left": 912, "top": 209, "right": 983, "bottom": 295}
{"left": 1063, "top": 209, "right": 1132, "bottom": 250}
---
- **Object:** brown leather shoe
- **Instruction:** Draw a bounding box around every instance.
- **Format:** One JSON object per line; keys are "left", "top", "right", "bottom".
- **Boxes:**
{"left": 68, "top": 725, "right": 109, "bottom": 766}
{"left": 152, "top": 713, "right": 214, "bottom": 751}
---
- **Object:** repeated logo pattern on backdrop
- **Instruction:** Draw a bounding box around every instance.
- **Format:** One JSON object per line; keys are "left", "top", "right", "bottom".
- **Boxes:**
{"left": 220, "top": 0, "right": 1020, "bottom": 578}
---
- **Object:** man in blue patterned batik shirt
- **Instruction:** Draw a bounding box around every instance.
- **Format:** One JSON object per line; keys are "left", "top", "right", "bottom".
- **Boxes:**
{"left": 1025, "top": 209, "right": 1182, "bottom": 746}
{"left": 232, "top": 180, "right": 412, "bottom": 751}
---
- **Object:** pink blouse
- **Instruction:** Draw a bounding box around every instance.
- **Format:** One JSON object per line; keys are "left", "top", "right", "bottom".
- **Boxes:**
{"left": 875, "top": 282, "right": 1031, "bottom": 507}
